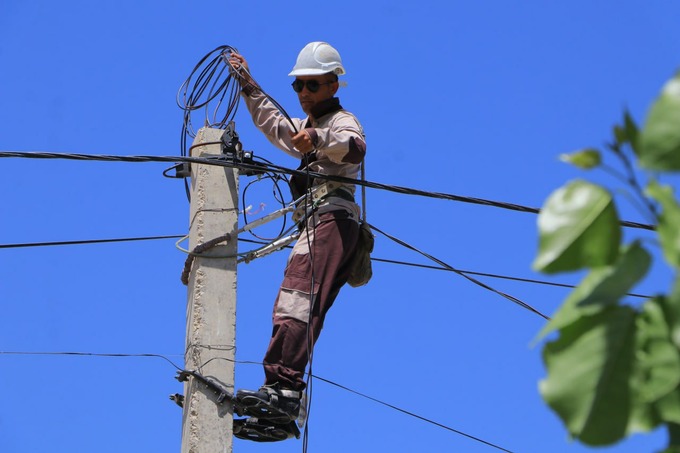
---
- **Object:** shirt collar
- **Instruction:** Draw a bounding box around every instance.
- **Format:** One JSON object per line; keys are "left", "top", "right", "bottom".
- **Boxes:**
{"left": 310, "top": 97, "right": 343, "bottom": 120}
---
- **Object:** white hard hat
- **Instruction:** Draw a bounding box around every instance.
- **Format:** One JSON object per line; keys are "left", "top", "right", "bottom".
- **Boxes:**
{"left": 288, "top": 42, "right": 346, "bottom": 77}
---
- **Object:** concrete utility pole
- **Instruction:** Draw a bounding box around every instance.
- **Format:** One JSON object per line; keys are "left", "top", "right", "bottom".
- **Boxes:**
{"left": 182, "top": 127, "right": 238, "bottom": 453}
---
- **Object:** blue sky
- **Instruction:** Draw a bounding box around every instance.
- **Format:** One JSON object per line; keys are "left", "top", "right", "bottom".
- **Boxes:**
{"left": 1, "top": 1, "right": 679, "bottom": 452}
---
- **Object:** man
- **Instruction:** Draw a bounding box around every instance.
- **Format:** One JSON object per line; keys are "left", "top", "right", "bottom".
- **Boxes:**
{"left": 229, "top": 42, "right": 366, "bottom": 440}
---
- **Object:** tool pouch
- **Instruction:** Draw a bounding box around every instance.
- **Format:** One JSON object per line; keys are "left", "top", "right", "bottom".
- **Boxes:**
{"left": 346, "top": 220, "right": 374, "bottom": 288}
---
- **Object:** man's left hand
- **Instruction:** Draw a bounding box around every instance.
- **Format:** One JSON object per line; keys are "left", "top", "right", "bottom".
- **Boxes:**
{"left": 289, "top": 130, "right": 314, "bottom": 154}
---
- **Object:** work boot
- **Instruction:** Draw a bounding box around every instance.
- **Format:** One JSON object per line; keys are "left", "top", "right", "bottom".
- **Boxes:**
{"left": 235, "top": 384, "right": 301, "bottom": 424}
{"left": 233, "top": 417, "right": 300, "bottom": 442}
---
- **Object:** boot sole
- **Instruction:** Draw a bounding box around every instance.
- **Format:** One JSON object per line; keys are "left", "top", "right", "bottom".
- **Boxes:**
{"left": 233, "top": 418, "right": 300, "bottom": 442}
{"left": 235, "top": 393, "right": 297, "bottom": 423}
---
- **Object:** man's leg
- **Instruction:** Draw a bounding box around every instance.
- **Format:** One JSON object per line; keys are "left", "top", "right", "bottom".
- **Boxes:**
{"left": 264, "top": 211, "right": 359, "bottom": 390}
{"left": 236, "top": 212, "right": 358, "bottom": 421}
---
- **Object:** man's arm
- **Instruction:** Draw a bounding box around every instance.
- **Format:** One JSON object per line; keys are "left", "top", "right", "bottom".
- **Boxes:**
{"left": 229, "top": 52, "right": 303, "bottom": 159}
{"left": 309, "top": 114, "right": 366, "bottom": 164}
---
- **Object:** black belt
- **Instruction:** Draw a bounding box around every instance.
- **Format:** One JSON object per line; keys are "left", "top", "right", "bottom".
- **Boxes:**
{"left": 323, "top": 187, "right": 355, "bottom": 203}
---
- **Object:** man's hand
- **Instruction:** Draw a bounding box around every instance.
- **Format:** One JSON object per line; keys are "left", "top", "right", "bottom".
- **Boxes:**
{"left": 289, "top": 130, "right": 315, "bottom": 154}
{"left": 229, "top": 52, "right": 255, "bottom": 86}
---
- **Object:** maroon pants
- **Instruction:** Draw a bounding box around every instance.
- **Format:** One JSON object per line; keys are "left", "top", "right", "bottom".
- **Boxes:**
{"left": 263, "top": 210, "right": 359, "bottom": 391}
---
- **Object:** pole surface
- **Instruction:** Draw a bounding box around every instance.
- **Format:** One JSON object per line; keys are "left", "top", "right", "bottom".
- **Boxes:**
{"left": 181, "top": 127, "right": 238, "bottom": 453}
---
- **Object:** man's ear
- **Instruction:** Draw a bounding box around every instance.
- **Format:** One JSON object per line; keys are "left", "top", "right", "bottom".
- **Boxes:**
{"left": 330, "top": 81, "right": 339, "bottom": 96}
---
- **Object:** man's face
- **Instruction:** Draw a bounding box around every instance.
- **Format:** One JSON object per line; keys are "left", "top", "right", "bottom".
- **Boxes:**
{"left": 292, "top": 75, "right": 338, "bottom": 115}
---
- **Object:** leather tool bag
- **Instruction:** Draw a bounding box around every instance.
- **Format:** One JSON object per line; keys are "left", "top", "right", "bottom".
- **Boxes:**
{"left": 347, "top": 156, "right": 373, "bottom": 288}
{"left": 347, "top": 220, "right": 374, "bottom": 288}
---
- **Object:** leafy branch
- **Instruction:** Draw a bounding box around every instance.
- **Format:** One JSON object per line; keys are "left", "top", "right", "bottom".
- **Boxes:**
{"left": 534, "top": 70, "right": 680, "bottom": 451}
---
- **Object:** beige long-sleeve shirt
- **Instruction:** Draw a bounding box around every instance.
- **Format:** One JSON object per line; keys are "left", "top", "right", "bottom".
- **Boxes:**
{"left": 242, "top": 87, "right": 366, "bottom": 217}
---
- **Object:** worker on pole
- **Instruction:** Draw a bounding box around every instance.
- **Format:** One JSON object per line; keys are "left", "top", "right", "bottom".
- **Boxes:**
{"left": 229, "top": 41, "right": 367, "bottom": 441}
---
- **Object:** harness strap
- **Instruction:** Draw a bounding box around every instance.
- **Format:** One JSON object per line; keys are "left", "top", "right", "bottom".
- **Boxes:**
{"left": 360, "top": 159, "right": 366, "bottom": 222}
{"left": 291, "top": 181, "right": 354, "bottom": 223}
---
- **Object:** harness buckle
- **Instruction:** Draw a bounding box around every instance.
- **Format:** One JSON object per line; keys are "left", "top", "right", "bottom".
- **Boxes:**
{"left": 291, "top": 181, "right": 344, "bottom": 223}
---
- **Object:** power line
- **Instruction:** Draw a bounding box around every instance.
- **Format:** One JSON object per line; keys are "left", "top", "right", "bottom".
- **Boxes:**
{"left": 0, "top": 234, "right": 572, "bottom": 296}
{"left": 0, "top": 150, "right": 655, "bottom": 231}
{"left": 0, "top": 350, "right": 184, "bottom": 370}
{"left": 0, "top": 234, "right": 185, "bottom": 249}
{"left": 313, "top": 375, "right": 515, "bottom": 453}
{"left": 0, "top": 350, "right": 514, "bottom": 452}
{"left": 369, "top": 222, "right": 550, "bottom": 320}
{"left": 0, "top": 234, "right": 651, "bottom": 299}
{"left": 371, "top": 257, "right": 650, "bottom": 299}
{"left": 0, "top": 232, "right": 556, "bottom": 319}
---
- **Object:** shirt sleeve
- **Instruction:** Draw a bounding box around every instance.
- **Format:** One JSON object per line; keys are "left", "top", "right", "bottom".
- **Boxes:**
{"left": 241, "top": 89, "right": 305, "bottom": 159}
{"left": 313, "top": 113, "right": 366, "bottom": 164}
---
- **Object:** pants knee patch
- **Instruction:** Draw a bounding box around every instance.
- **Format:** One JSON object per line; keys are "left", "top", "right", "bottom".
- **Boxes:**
{"left": 275, "top": 275, "right": 319, "bottom": 324}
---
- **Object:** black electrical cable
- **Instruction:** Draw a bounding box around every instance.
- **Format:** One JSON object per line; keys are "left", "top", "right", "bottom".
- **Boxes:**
{"left": 228, "top": 56, "right": 321, "bottom": 451}
{"left": 0, "top": 234, "right": 652, "bottom": 300}
{"left": 371, "top": 257, "right": 650, "bottom": 299}
{"left": 0, "top": 350, "right": 183, "bottom": 370}
{"left": 303, "top": 154, "right": 317, "bottom": 452}
{"left": 176, "top": 45, "right": 241, "bottom": 144}
{"left": 176, "top": 45, "right": 243, "bottom": 200}
{"left": 0, "top": 350, "right": 514, "bottom": 451}
{"left": 368, "top": 222, "right": 550, "bottom": 320}
{"left": 312, "top": 375, "right": 515, "bottom": 453}
{"left": 0, "top": 235, "right": 185, "bottom": 249}
{"left": 241, "top": 171, "right": 289, "bottom": 241}
{"left": 0, "top": 150, "right": 655, "bottom": 231}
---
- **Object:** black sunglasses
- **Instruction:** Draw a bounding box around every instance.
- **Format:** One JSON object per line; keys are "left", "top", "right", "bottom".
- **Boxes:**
{"left": 291, "top": 79, "right": 334, "bottom": 93}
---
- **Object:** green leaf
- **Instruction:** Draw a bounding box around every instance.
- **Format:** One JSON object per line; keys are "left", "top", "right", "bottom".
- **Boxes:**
{"left": 647, "top": 181, "right": 680, "bottom": 268}
{"left": 624, "top": 110, "right": 641, "bottom": 156}
{"left": 629, "top": 401, "right": 662, "bottom": 434}
{"left": 628, "top": 395, "right": 662, "bottom": 435}
{"left": 629, "top": 297, "right": 680, "bottom": 435}
{"left": 540, "top": 305, "right": 637, "bottom": 445}
{"left": 634, "top": 298, "right": 680, "bottom": 403}
{"left": 533, "top": 180, "right": 621, "bottom": 274}
{"left": 656, "top": 386, "right": 680, "bottom": 425}
{"left": 614, "top": 109, "right": 640, "bottom": 155}
{"left": 639, "top": 71, "right": 680, "bottom": 171}
{"left": 559, "top": 149, "right": 602, "bottom": 169}
{"left": 660, "top": 277, "right": 680, "bottom": 352}
{"left": 537, "top": 241, "right": 651, "bottom": 340}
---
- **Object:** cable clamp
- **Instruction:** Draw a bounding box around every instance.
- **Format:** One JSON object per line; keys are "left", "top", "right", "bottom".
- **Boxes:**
{"left": 169, "top": 393, "right": 185, "bottom": 408}
{"left": 240, "top": 230, "right": 300, "bottom": 263}
{"left": 163, "top": 162, "right": 191, "bottom": 179}
{"left": 175, "top": 369, "right": 234, "bottom": 406}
